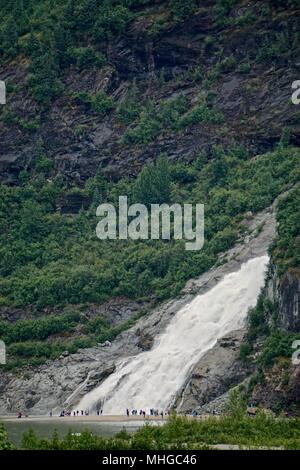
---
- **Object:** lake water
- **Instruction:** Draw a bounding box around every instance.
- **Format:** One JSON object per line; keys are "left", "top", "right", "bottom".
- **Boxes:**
{"left": 2, "top": 418, "right": 151, "bottom": 447}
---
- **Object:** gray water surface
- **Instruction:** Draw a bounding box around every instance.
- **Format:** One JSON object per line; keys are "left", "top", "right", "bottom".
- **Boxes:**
{"left": 2, "top": 418, "right": 149, "bottom": 447}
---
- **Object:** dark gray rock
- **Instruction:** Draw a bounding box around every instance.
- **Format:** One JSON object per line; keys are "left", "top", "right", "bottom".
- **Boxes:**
{"left": 58, "top": 193, "right": 91, "bottom": 215}
{"left": 176, "top": 329, "right": 247, "bottom": 414}
{"left": 136, "top": 330, "right": 154, "bottom": 351}
{"left": 278, "top": 270, "right": 300, "bottom": 333}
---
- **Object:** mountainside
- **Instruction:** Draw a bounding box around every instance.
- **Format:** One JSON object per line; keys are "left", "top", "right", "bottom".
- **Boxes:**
{"left": 1, "top": 0, "right": 300, "bottom": 183}
{"left": 0, "top": 0, "right": 300, "bottom": 415}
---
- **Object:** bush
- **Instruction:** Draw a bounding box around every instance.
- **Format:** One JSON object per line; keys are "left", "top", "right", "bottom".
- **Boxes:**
{"left": 116, "top": 88, "right": 141, "bottom": 125}
{"left": 73, "top": 91, "right": 114, "bottom": 116}
{"left": 123, "top": 96, "right": 188, "bottom": 145}
{"left": 91, "top": 91, "right": 114, "bottom": 116}
{"left": 171, "top": 0, "right": 197, "bottom": 19}
{"left": 214, "top": 0, "right": 238, "bottom": 27}
{"left": 177, "top": 97, "right": 224, "bottom": 128}
{"left": 69, "top": 47, "right": 106, "bottom": 70}
{"left": 259, "top": 331, "right": 300, "bottom": 368}
{"left": 0, "top": 425, "right": 13, "bottom": 450}
{"left": 0, "top": 313, "right": 80, "bottom": 344}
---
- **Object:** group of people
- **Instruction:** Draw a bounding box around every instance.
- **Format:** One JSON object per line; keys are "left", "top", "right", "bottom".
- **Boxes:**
{"left": 58, "top": 409, "right": 91, "bottom": 417}
{"left": 127, "top": 409, "right": 146, "bottom": 417}
{"left": 126, "top": 408, "right": 166, "bottom": 418}
{"left": 150, "top": 409, "right": 166, "bottom": 418}
{"left": 52, "top": 408, "right": 168, "bottom": 418}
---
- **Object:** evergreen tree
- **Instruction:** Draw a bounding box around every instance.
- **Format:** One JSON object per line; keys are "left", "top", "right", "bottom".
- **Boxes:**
{"left": 12, "top": 0, "right": 29, "bottom": 35}
{"left": 134, "top": 156, "right": 171, "bottom": 206}
{"left": 27, "top": 40, "right": 63, "bottom": 106}
{"left": 26, "top": 30, "right": 41, "bottom": 58}
{"left": 279, "top": 127, "right": 291, "bottom": 148}
{"left": 1, "top": 16, "right": 19, "bottom": 57}
{"left": 210, "top": 145, "right": 227, "bottom": 185}
{"left": 171, "top": 0, "right": 197, "bottom": 19}
{"left": 53, "top": 23, "right": 72, "bottom": 69}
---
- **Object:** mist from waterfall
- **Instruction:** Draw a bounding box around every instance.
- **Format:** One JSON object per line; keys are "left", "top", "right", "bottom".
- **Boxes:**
{"left": 77, "top": 256, "right": 269, "bottom": 414}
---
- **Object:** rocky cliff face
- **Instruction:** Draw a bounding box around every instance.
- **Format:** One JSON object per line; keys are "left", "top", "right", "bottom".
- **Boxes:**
{"left": 278, "top": 270, "right": 300, "bottom": 332}
{"left": 267, "top": 264, "right": 300, "bottom": 333}
{"left": 251, "top": 360, "right": 300, "bottom": 414}
{"left": 1, "top": 1, "right": 300, "bottom": 185}
{"left": 242, "top": 220, "right": 300, "bottom": 415}
{"left": 176, "top": 328, "right": 247, "bottom": 414}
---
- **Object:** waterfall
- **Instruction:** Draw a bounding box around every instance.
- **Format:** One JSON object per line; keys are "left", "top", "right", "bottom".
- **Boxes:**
{"left": 77, "top": 256, "right": 269, "bottom": 414}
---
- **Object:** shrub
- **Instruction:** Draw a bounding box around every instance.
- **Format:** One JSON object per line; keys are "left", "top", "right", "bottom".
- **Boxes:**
{"left": 91, "top": 91, "right": 114, "bottom": 116}
{"left": 69, "top": 47, "right": 106, "bottom": 70}
{"left": 171, "top": 0, "right": 197, "bottom": 19}
{"left": 0, "top": 425, "right": 13, "bottom": 450}
{"left": 177, "top": 97, "right": 224, "bottom": 128}
{"left": 72, "top": 91, "right": 114, "bottom": 116}
{"left": 116, "top": 88, "right": 142, "bottom": 125}
{"left": 123, "top": 96, "right": 188, "bottom": 145}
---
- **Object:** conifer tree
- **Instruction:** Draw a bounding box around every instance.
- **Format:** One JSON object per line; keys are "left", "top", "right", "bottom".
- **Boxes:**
{"left": 134, "top": 156, "right": 171, "bottom": 206}
{"left": 1, "top": 16, "right": 19, "bottom": 57}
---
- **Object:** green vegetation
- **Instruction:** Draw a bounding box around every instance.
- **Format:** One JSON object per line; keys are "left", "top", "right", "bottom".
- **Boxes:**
{"left": 271, "top": 187, "right": 300, "bottom": 276}
{"left": 259, "top": 330, "right": 300, "bottom": 368}
{"left": 0, "top": 425, "right": 13, "bottom": 450}
{"left": 0, "top": 145, "right": 299, "bottom": 367}
{"left": 0, "top": 0, "right": 298, "bottom": 112}
{"left": 68, "top": 47, "right": 107, "bottom": 71}
{"left": 121, "top": 95, "right": 224, "bottom": 146}
{"left": 171, "top": 0, "right": 198, "bottom": 20}
{"left": 0, "top": 0, "right": 153, "bottom": 107}
{"left": 176, "top": 96, "right": 224, "bottom": 128}
{"left": 214, "top": 0, "right": 238, "bottom": 27}
{"left": 0, "top": 308, "right": 144, "bottom": 368}
{"left": 1, "top": 145, "right": 299, "bottom": 309}
{"left": 0, "top": 313, "right": 80, "bottom": 343}
{"left": 0, "top": 110, "right": 40, "bottom": 132}
{"left": 134, "top": 156, "right": 171, "bottom": 205}
{"left": 18, "top": 414, "right": 300, "bottom": 449}
{"left": 72, "top": 90, "right": 114, "bottom": 116}
{"left": 241, "top": 292, "right": 300, "bottom": 368}
{"left": 256, "top": 30, "right": 299, "bottom": 66}
{"left": 122, "top": 96, "right": 189, "bottom": 145}
{"left": 116, "top": 88, "right": 141, "bottom": 125}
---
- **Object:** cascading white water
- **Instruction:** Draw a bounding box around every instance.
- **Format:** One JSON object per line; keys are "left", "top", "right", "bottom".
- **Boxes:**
{"left": 77, "top": 256, "right": 269, "bottom": 414}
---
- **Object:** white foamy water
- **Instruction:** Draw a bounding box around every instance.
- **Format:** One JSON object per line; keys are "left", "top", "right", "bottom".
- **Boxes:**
{"left": 77, "top": 256, "right": 268, "bottom": 414}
